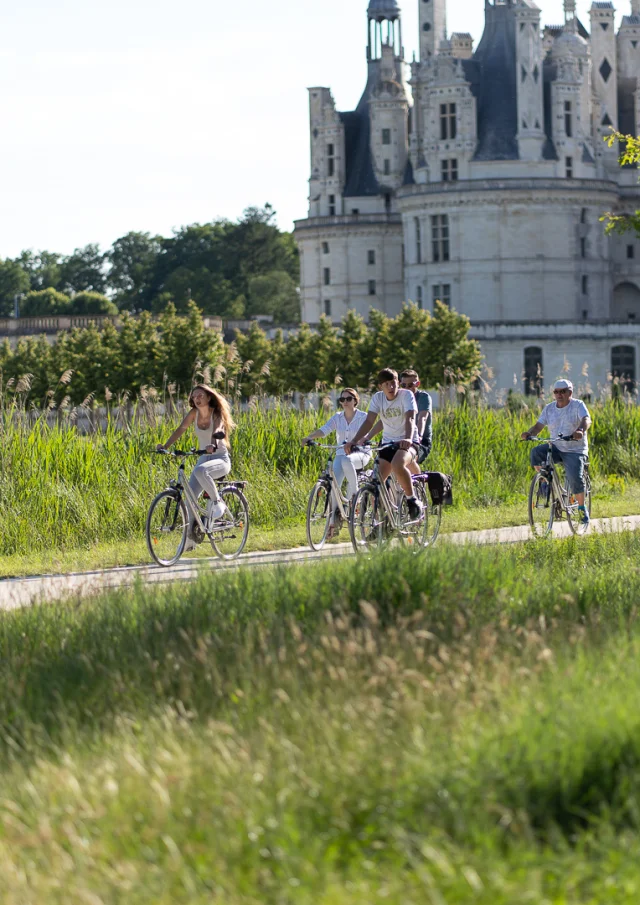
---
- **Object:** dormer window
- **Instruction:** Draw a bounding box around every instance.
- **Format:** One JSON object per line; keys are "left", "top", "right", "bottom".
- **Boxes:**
{"left": 382, "top": 128, "right": 391, "bottom": 145}
{"left": 440, "top": 103, "right": 457, "bottom": 141}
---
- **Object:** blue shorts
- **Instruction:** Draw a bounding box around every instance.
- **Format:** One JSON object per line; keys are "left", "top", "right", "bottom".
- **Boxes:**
{"left": 530, "top": 445, "right": 587, "bottom": 495}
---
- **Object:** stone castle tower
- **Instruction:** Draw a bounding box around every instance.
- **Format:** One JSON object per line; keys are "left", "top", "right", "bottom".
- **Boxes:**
{"left": 294, "top": 0, "right": 640, "bottom": 394}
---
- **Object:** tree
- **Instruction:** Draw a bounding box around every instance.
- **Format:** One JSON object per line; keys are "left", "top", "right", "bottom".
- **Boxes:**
{"left": 416, "top": 301, "right": 482, "bottom": 388}
{"left": 374, "top": 303, "right": 433, "bottom": 374}
{"left": 334, "top": 309, "right": 371, "bottom": 388}
{"left": 107, "top": 231, "right": 162, "bottom": 310}
{"left": 156, "top": 300, "right": 224, "bottom": 394}
{"left": 0, "top": 259, "right": 29, "bottom": 316}
{"left": 235, "top": 321, "right": 274, "bottom": 396}
{"left": 59, "top": 244, "right": 107, "bottom": 295}
{"left": 68, "top": 292, "right": 118, "bottom": 316}
{"left": 15, "top": 250, "right": 62, "bottom": 292}
{"left": 247, "top": 270, "right": 300, "bottom": 322}
{"left": 20, "top": 288, "right": 71, "bottom": 317}
{"left": 602, "top": 131, "right": 640, "bottom": 235}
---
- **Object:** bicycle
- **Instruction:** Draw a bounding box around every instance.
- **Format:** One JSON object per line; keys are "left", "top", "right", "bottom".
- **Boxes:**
{"left": 348, "top": 443, "right": 442, "bottom": 554}
{"left": 524, "top": 435, "right": 592, "bottom": 538}
{"left": 146, "top": 449, "right": 249, "bottom": 566}
{"left": 303, "top": 441, "right": 370, "bottom": 551}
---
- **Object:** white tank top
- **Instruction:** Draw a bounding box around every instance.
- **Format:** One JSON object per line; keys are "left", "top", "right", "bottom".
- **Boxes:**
{"left": 194, "top": 414, "right": 228, "bottom": 457}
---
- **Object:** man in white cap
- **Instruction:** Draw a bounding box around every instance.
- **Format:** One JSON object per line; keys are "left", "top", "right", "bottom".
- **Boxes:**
{"left": 521, "top": 379, "right": 592, "bottom": 525}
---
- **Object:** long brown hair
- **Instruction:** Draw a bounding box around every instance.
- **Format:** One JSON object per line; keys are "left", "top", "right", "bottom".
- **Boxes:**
{"left": 189, "top": 384, "right": 236, "bottom": 441}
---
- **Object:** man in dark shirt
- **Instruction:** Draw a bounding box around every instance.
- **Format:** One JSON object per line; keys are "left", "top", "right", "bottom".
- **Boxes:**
{"left": 399, "top": 369, "right": 432, "bottom": 469}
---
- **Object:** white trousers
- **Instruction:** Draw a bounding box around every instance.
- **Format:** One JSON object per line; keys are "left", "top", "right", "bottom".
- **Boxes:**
{"left": 331, "top": 452, "right": 370, "bottom": 506}
{"left": 189, "top": 454, "right": 231, "bottom": 507}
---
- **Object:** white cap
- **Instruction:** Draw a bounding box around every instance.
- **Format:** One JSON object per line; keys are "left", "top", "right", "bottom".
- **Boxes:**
{"left": 554, "top": 378, "right": 573, "bottom": 391}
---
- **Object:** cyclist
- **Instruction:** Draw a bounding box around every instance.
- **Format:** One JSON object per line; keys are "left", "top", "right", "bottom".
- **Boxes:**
{"left": 345, "top": 367, "right": 423, "bottom": 520}
{"left": 301, "top": 388, "right": 371, "bottom": 529}
{"left": 521, "top": 378, "right": 592, "bottom": 526}
{"left": 399, "top": 368, "right": 432, "bottom": 472}
{"left": 157, "top": 383, "right": 236, "bottom": 549}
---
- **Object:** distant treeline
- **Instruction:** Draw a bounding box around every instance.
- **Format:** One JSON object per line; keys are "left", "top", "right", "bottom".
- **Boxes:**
{"left": 0, "top": 302, "right": 481, "bottom": 405}
{"left": 0, "top": 205, "right": 300, "bottom": 323}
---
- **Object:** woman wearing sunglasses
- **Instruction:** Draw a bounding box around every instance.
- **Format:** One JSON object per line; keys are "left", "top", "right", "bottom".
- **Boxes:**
{"left": 301, "top": 388, "right": 372, "bottom": 519}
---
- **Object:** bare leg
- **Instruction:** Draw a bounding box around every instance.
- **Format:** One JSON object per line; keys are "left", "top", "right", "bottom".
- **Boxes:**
{"left": 391, "top": 449, "right": 417, "bottom": 497}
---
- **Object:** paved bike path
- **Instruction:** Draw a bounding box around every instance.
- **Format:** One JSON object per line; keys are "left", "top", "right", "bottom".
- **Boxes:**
{"left": 2, "top": 514, "right": 640, "bottom": 611}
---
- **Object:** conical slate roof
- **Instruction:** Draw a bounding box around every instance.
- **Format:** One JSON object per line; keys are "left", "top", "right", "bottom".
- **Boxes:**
{"left": 367, "top": 0, "right": 401, "bottom": 22}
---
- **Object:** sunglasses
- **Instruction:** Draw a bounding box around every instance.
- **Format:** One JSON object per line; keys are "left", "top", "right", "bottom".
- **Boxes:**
{"left": 339, "top": 396, "right": 356, "bottom": 403}
{"left": 401, "top": 382, "right": 417, "bottom": 388}
{"left": 553, "top": 389, "right": 569, "bottom": 395}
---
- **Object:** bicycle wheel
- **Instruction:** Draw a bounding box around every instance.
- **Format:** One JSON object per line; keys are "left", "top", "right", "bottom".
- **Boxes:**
{"left": 350, "top": 483, "right": 385, "bottom": 554}
{"left": 146, "top": 489, "right": 188, "bottom": 566}
{"left": 414, "top": 481, "right": 442, "bottom": 549}
{"left": 210, "top": 486, "right": 250, "bottom": 560}
{"left": 565, "top": 471, "right": 592, "bottom": 536}
{"left": 528, "top": 473, "right": 554, "bottom": 538}
{"left": 306, "top": 480, "right": 331, "bottom": 551}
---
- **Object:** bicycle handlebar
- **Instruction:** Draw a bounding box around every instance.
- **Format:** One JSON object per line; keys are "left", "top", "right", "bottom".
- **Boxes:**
{"left": 521, "top": 434, "right": 581, "bottom": 443}
{"left": 154, "top": 448, "right": 210, "bottom": 457}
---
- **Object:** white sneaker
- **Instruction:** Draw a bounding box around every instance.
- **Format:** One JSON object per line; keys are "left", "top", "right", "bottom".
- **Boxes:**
{"left": 206, "top": 499, "right": 226, "bottom": 525}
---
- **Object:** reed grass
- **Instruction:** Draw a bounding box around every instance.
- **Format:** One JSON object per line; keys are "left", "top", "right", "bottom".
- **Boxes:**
{"left": 2, "top": 399, "right": 640, "bottom": 558}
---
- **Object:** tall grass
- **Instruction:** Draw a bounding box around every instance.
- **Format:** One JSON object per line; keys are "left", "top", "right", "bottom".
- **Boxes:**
{"left": 2, "top": 400, "right": 640, "bottom": 556}
{"left": 3, "top": 535, "right": 640, "bottom": 901}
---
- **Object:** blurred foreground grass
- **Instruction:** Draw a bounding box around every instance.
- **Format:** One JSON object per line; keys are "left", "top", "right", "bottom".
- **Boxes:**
{"left": 3, "top": 533, "right": 640, "bottom": 900}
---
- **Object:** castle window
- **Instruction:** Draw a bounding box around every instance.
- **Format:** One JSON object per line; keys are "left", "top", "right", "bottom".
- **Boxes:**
{"left": 368, "top": 280, "right": 377, "bottom": 296}
{"left": 417, "top": 286, "right": 423, "bottom": 310}
{"left": 524, "top": 347, "right": 543, "bottom": 396}
{"left": 324, "top": 299, "right": 332, "bottom": 317}
{"left": 431, "top": 214, "right": 450, "bottom": 263}
{"left": 582, "top": 275, "right": 589, "bottom": 295}
{"left": 329, "top": 194, "right": 336, "bottom": 216}
{"left": 382, "top": 128, "right": 391, "bottom": 145}
{"left": 415, "top": 217, "right": 422, "bottom": 264}
{"left": 581, "top": 208, "right": 588, "bottom": 224}
{"left": 324, "top": 267, "right": 331, "bottom": 286}
{"left": 440, "top": 103, "right": 457, "bottom": 140}
{"left": 327, "top": 143, "right": 335, "bottom": 177}
{"left": 322, "top": 242, "right": 329, "bottom": 255}
{"left": 628, "top": 245, "right": 635, "bottom": 260}
{"left": 564, "top": 101, "right": 573, "bottom": 137}
{"left": 565, "top": 156, "right": 573, "bottom": 178}
{"left": 368, "top": 249, "right": 376, "bottom": 265}
{"left": 612, "top": 345, "right": 636, "bottom": 391}
{"left": 384, "top": 158, "right": 391, "bottom": 175}
{"left": 441, "top": 159, "right": 458, "bottom": 182}
{"left": 599, "top": 58, "right": 612, "bottom": 82}
{"left": 580, "top": 237, "right": 586, "bottom": 259}
{"left": 432, "top": 284, "right": 451, "bottom": 307}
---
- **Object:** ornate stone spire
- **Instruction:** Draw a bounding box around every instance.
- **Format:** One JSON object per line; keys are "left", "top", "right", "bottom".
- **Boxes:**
{"left": 564, "top": 0, "right": 577, "bottom": 24}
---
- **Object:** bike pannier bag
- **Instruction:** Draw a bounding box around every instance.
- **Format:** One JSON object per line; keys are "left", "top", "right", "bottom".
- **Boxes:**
{"left": 426, "top": 472, "right": 453, "bottom": 507}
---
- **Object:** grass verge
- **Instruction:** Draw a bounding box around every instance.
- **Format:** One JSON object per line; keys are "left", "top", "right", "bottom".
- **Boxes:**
{"left": 3, "top": 534, "right": 640, "bottom": 900}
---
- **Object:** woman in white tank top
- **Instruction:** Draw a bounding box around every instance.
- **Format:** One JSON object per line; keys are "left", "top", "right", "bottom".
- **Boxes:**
{"left": 157, "top": 384, "right": 235, "bottom": 547}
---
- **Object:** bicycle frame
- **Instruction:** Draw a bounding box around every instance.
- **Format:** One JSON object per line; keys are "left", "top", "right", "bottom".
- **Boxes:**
{"left": 366, "top": 448, "right": 419, "bottom": 532}
{"left": 160, "top": 449, "right": 245, "bottom": 537}
{"left": 528, "top": 436, "right": 589, "bottom": 518}
{"left": 308, "top": 443, "right": 369, "bottom": 521}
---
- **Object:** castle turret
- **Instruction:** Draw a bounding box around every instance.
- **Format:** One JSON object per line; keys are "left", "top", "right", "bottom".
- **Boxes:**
{"left": 307, "top": 88, "right": 345, "bottom": 218}
{"left": 420, "top": 0, "right": 447, "bottom": 60}
{"left": 515, "top": 0, "right": 545, "bottom": 161}
{"left": 590, "top": 2, "right": 618, "bottom": 142}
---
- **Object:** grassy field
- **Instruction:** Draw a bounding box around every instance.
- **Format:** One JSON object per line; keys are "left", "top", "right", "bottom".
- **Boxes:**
{"left": 3, "top": 533, "right": 640, "bottom": 900}
{"left": 2, "top": 399, "right": 640, "bottom": 575}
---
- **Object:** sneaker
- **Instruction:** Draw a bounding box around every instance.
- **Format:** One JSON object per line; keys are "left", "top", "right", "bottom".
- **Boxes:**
{"left": 578, "top": 506, "right": 590, "bottom": 526}
{"left": 406, "top": 496, "right": 424, "bottom": 521}
{"left": 206, "top": 499, "right": 226, "bottom": 524}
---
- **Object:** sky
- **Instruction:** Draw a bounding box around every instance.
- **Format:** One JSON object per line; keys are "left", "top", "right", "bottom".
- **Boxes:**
{"left": 0, "top": 0, "right": 623, "bottom": 258}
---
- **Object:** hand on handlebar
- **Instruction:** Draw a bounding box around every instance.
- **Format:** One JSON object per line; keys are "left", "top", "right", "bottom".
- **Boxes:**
{"left": 156, "top": 444, "right": 168, "bottom": 453}
{"left": 301, "top": 438, "right": 316, "bottom": 447}
{"left": 572, "top": 430, "right": 584, "bottom": 441}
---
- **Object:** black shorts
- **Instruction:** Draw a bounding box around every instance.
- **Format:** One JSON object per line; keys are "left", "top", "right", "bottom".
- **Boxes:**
{"left": 416, "top": 442, "right": 431, "bottom": 466}
{"left": 378, "top": 442, "right": 420, "bottom": 464}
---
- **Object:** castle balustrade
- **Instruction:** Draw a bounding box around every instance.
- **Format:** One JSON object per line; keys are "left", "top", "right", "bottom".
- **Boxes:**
{"left": 294, "top": 213, "right": 402, "bottom": 230}
{"left": 469, "top": 321, "right": 640, "bottom": 342}
{"left": 0, "top": 314, "right": 223, "bottom": 340}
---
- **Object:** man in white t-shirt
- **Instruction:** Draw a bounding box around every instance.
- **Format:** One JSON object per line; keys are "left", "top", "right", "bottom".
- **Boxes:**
{"left": 345, "top": 367, "right": 423, "bottom": 520}
{"left": 521, "top": 378, "right": 592, "bottom": 525}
